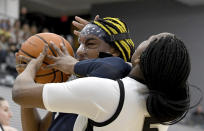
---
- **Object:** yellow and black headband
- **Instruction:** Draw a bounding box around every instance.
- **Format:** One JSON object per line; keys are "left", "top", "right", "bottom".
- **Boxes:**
{"left": 80, "top": 17, "right": 135, "bottom": 62}
{"left": 92, "top": 17, "right": 135, "bottom": 62}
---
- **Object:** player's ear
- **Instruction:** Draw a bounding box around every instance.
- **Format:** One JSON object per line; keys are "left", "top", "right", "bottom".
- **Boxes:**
{"left": 134, "top": 58, "right": 140, "bottom": 65}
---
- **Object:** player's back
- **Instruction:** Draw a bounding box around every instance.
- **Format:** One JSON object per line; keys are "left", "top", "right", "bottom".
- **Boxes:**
{"left": 92, "top": 77, "right": 169, "bottom": 131}
{"left": 44, "top": 76, "right": 169, "bottom": 131}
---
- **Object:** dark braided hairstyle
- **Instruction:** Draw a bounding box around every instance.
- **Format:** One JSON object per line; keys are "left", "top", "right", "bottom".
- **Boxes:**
{"left": 139, "top": 33, "right": 190, "bottom": 124}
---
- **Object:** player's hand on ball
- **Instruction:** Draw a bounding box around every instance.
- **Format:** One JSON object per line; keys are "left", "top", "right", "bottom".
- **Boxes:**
{"left": 22, "top": 44, "right": 48, "bottom": 79}
{"left": 72, "top": 15, "right": 99, "bottom": 36}
{"left": 43, "top": 41, "right": 78, "bottom": 75}
{"left": 15, "top": 53, "right": 31, "bottom": 74}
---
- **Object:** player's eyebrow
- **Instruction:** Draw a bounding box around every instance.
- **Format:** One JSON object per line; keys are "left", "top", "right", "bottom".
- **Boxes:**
{"left": 78, "top": 37, "right": 97, "bottom": 43}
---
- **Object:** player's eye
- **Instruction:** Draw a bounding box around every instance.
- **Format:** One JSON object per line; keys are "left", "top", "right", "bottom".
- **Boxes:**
{"left": 86, "top": 43, "right": 98, "bottom": 49}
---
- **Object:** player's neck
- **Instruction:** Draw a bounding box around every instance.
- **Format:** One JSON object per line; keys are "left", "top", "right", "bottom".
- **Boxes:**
{"left": 128, "top": 66, "right": 145, "bottom": 84}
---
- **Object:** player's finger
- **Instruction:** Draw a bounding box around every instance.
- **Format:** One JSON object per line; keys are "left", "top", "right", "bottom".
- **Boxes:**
{"left": 60, "top": 43, "right": 69, "bottom": 55}
{"left": 16, "top": 64, "right": 27, "bottom": 69}
{"left": 75, "top": 16, "right": 89, "bottom": 25}
{"left": 15, "top": 52, "right": 21, "bottom": 65}
{"left": 50, "top": 41, "right": 63, "bottom": 56}
{"left": 16, "top": 64, "right": 27, "bottom": 74}
{"left": 36, "top": 44, "right": 48, "bottom": 65}
{"left": 17, "top": 55, "right": 32, "bottom": 63}
{"left": 43, "top": 64, "right": 58, "bottom": 70}
{"left": 94, "top": 15, "right": 100, "bottom": 20}
{"left": 46, "top": 55, "right": 57, "bottom": 61}
{"left": 72, "top": 21, "right": 84, "bottom": 30}
{"left": 74, "top": 30, "right": 80, "bottom": 36}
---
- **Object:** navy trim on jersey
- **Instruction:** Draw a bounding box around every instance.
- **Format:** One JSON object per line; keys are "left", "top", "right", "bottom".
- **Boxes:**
{"left": 48, "top": 113, "right": 78, "bottom": 131}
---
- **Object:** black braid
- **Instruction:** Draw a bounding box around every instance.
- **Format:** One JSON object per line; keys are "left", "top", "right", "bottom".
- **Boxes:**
{"left": 140, "top": 34, "right": 190, "bottom": 124}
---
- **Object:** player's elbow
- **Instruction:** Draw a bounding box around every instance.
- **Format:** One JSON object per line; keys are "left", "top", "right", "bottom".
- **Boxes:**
{"left": 12, "top": 85, "right": 22, "bottom": 105}
{"left": 12, "top": 87, "right": 29, "bottom": 107}
{"left": 12, "top": 79, "right": 26, "bottom": 105}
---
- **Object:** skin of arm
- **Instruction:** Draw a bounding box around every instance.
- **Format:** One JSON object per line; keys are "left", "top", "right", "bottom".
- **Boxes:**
{"left": 12, "top": 56, "right": 45, "bottom": 109}
{"left": 21, "top": 108, "right": 40, "bottom": 131}
{"left": 14, "top": 14, "right": 95, "bottom": 101}
{"left": 15, "top": 49, "right": 52, "bottom": 131}
{"left": 13, "top": 44, "right": 120, "bottom": 124}
{"left": 13, "top": 46, "right": 48, "bottom": 131}
{"left": 21, "top": 108, "right": 53, "bottom": 131}
{"left": 14, "top": 15, "right": 100, "bottom": 131}
{"left": 14, "top": 42, "right": 77, "bottom": 131}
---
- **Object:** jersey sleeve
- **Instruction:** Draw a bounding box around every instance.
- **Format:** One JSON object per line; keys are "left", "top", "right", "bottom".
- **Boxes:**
{"left": 74, "top": 57, "right": 131, "bottom": 80}
{"left": 43, "top": 77, "right": 120, "bottom": 122}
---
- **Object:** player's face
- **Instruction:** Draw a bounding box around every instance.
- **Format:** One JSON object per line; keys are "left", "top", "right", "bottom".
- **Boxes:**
{"left": 131, "top": 34, "right": 161, "bottom": 67}
{"left": 131, "top": 40, "right": 150, "bottom": 67}
{"left": 0, "top": 100, "right": 13, "bottom": 125}
{"left": 76, "top": 34, "right": 114, "bottom": 61}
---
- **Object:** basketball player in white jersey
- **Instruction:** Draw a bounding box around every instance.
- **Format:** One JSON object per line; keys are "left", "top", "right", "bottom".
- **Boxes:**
{"left": 12, "top": 32, "right": 191, "bottom": 131}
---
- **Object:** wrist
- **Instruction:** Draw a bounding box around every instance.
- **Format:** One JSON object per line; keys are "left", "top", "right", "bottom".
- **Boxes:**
{"left": 72, "top": 61, "right": 79, "bottom": 74}
{"left": 24, "top": 64, "right": 37, "bottom": 79}
{"left": 16, "top": 71, "right": 35, "bottom": 83}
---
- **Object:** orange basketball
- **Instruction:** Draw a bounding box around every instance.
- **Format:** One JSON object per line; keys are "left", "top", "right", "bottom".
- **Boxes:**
{"left": 17, "top": 33, "right": 74, "bottom": 84}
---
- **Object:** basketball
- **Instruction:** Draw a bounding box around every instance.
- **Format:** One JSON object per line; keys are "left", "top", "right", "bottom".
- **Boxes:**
{"left": 17, "top": 33, "right": 74, "bottom": 84}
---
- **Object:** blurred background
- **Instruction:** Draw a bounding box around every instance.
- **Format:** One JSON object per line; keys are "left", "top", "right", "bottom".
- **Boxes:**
{"left": 0, "top": 0, "right": 204, "bottom": 130}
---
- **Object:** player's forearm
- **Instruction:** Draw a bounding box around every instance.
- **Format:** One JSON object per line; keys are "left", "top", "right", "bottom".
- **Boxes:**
{"left": 39, "top": 112, "right": 53, "bottom": 131}
{"left": 13, "top": 70, "right": 34, "bottom": 104}
{"left": 12, "top": 68, "right": 45, "bottom": 108}
{"left": 21, "top": 107, "right": 41, "bottom": 131}
{"left": 21, "top": 108, "right": 52, "bottom": 131}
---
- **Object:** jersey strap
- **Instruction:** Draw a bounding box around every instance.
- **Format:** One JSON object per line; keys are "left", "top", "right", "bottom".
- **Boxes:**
{"left": 85, "top": 79, "right": 125, "bottom": 131}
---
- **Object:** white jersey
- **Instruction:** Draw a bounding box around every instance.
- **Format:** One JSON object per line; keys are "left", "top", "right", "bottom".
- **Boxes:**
{"left": 43, "top": 77, "right": 168, "bottom": 131}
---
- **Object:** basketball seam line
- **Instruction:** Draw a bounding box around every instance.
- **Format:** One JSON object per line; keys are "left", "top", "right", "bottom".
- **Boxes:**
{"left": 20, "top": 49, "right": 49, "bottom": 65}
{"left": 20, "top": 49, "right": 61, "bottom": 77}
{"left": 35, "top": 34, "right": 57, "bottom": 57}
{"left": 36, "top": 70, "right": 60, "bottom": 77}
{"left": 34, "top": 34, "right": 56, "bottom": 82}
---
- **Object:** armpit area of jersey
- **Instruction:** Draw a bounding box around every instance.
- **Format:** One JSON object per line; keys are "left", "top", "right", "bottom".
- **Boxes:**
{"left": 74, "top": 57, "right": 131, "bottom": 80}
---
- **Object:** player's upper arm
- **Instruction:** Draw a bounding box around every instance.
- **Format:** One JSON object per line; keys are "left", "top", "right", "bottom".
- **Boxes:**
{"left": 43, "top": 77, "right": 120, "bottom": 122}
{"left": 12, "top": 81, "right": 45, "bottom": 109}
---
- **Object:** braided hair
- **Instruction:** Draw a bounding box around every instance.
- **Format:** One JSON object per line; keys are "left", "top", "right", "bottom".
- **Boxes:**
{"left": 139, "top": 33, "right": 190, "bottom": 124}
{"left": 92, "top": 17, "right": 135, "bottom": 62}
